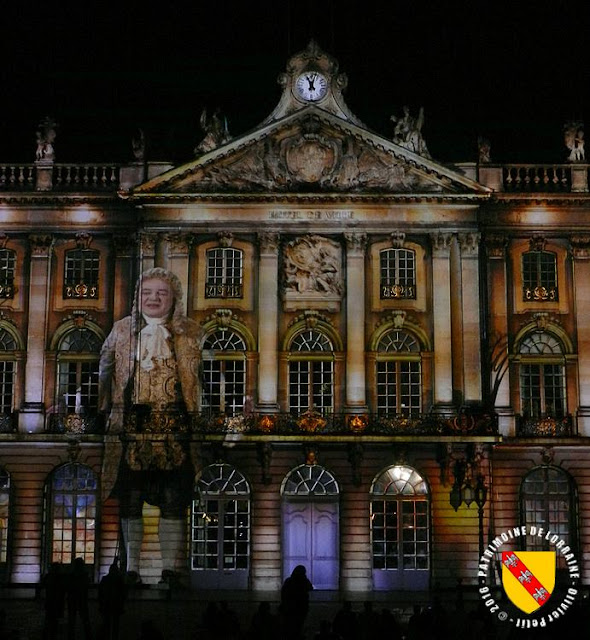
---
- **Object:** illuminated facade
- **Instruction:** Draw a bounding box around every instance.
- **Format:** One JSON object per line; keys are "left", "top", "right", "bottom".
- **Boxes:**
{"left": 0, "top": 42, "right": 588, "bottom": 593}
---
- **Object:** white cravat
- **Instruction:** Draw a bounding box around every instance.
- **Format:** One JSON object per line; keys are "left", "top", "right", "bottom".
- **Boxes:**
{"left": 138, "top": 314, "right": 172, "bottom": 371}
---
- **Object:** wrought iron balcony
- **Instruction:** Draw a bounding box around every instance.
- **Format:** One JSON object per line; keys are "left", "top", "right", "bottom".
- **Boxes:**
{"left": 110, "top": 407, "right": 498, "bottom": 437}
{"left": 47, "top": 412, "right": 105, "bottom": 435}
{"left": 516, "top": 414, "right": 574, "bottom": 437}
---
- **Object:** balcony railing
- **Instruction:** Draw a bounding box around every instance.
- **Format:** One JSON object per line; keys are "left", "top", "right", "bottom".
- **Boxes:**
{"left": 0, "top": 164, "right": 120, "bottom": 192}
{"left": 50, "top": 407, "right": 495, "bottom": 437}
{"left": 516, "top": 414, "right": 574, "bottom": 437}
{"left": 503, "top": 165, "right": 572, "bottom": 192}
{"left": 47, "top": 412, "right": 105, "bottom": 434}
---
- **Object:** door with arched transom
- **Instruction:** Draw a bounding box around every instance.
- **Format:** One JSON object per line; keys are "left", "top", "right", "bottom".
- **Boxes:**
{"left": 281, "top": 464, "right": 339, "bottom": 590}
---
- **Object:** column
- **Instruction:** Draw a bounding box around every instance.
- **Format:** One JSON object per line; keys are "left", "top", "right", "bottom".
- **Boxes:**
{"left": 165, "top": 233, "right": 193, "bottom": 312}
{"left": 19, "top": 234, "right": 53, "bottom": 433}
{"left": 257, "top": 232, "right": 279, "bottom": 411}
{"left": 431, "top": 233, "right": 454, "bottom": 411}
{"left": 458, "top": 233, "right": 483, "bottom": 404}
{"left": 571, "top": 236, "right": 590, "bottom": 435}
{"left": 138, "top": 232, "right": 156, "bottom": 272}
{"left": 113, "top": 236, "right": 136, "bottom": 321}
{"left": 485, "top": 234, "right": 514, "bottom": 436}
{"left": 344, "top": 232, "right": 367, "bottom": 411}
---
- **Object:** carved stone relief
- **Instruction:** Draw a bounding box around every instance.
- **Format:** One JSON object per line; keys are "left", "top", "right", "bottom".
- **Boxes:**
{"left": 178, "top": 116, "right": 442, "bottom": 194}
{"left": 282, "top": 235, "right": 342, "bottom": 312}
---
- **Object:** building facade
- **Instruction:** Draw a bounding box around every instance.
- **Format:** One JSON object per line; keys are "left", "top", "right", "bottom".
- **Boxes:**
{"left": 0, "top": 42, "right": 588, "bottom": 594}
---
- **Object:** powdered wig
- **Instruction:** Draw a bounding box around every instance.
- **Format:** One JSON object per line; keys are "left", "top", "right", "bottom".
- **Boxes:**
{"left": 130, "top": 267, "right": 190, "bottom": 335}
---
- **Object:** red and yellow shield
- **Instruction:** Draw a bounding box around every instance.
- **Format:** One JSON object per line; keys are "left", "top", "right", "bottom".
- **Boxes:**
{"left": 501, "top": 551, "right": 555, "bottom": 613}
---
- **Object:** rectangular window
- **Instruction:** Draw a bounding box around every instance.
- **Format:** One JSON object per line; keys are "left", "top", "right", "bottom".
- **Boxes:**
{"left": 289, "top": 361, "right": 333, "bottom": 414}
{"left": 64, "top": 249, "right": 99, "bottom": 299}
{"left": 205, "top": 248, "right": 243, "bottom": 299}
{"left": 522, "top": 251, "right": 558, "bottom": 302}
{"left": 0, "top": 362, "right": 15, "bottom": 414}
{"left": 520, "top": 364, "right": 565, "bottom": 418}
{"left": 376, "top": 361, "right": 421, "bottom": 415}
{"left": 380, "top": 249, "right": 416, "bottom": 299}
{"left": 202, "top": 359, "right": 245, "bottom": 416}
{"left": 57, "top": 362, "right": 99, "bottom": 412}
{"left": 0, "top": 250, "right": 15, "bottom": 299}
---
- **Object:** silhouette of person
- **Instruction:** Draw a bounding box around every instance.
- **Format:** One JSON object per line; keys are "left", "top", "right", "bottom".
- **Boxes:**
{"left": 246, "top": 601, "right": 280, "bottom": 640}
{"left": 66, "top": 558, "right": 92, "bottom": 640}
{"left": 98, "top": 560, "right": 126, "bottom": 640}
{"left": 41, "top": 562, "right": 66, "bottom": 640}
{"left": 332, "top": 601, "right": 357, "bottom": 640}
{"left": 280, "top": 565, "right": 314, "bottom": 640}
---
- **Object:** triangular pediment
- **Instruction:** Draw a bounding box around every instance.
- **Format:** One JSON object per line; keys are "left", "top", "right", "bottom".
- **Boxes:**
{"left": 131, "top": 107, "right": 488, "bottom": 199}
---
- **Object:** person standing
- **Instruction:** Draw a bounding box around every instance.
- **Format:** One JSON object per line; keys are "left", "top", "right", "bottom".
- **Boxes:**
{"left": 98, "top": 560, "right": 126, "bottom": 640}
{"left": 99, "top": 268, "right": 202, "bottom": 580}
{"left": 280, "top": 565, "right": 314, "bottom": 640}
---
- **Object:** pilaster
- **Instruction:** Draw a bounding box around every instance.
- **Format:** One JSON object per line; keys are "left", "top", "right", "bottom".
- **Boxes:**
{"left": 257, "top": 232, "right": 280, "bottom": 411}
{"left": 458, "top": 233, "right": 482, "bottom": 404}
{"left": 19, "top": 234, "right": 54, "bottom": 433}
{"left": 485, "top": 234, "right": 514, "bottom": 436}
{"left": 431, "top": 233, "right": 454, "bottom": 411}
{"left": 571, "top": 235, "right": 590, "bottom": 435}
{"left": 344, "top": 232, "right": 367, "bottom": 411}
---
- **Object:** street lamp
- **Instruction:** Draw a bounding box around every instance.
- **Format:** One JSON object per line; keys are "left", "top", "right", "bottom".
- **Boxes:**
{"left": 449, "top": 463, "right": 488, "bottom": 582}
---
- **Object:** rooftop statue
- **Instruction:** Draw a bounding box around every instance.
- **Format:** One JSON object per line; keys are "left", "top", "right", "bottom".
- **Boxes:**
{"left": 131, "top": 128, "right": 146, "bottom": 162}
{"left": 194, "top": 107, "right": 231, "bottom": 156}
{"left": 478, "top": 136, "right": 491, "bottom": 164}
{"left": 35, "top": 116, "right": 58, "bottom": 162}
{"left": 564, "top": 121, "right": 585, "bottom": 163}
{"left": 391, "top": 106, "right": 431, "bottom": 158}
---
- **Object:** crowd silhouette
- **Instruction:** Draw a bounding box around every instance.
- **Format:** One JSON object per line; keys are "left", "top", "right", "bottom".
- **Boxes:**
{"left": 24, "top": 560, "right": 590, "bottom": 640}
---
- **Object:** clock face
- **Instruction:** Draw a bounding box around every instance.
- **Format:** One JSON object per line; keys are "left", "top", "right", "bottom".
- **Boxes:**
{"left": 295, "top": 72, "right": 328, "bottom": 102}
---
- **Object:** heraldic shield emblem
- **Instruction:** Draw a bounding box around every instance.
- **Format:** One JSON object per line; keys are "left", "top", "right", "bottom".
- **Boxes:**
{"left": 501, "top": 551, "right": 556, "bottom": 613}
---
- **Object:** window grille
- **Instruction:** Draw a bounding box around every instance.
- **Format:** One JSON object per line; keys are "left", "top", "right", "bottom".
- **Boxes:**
{"left": 64, "top": 249, "right": 99, "bottom": 299}
{"left": 522, "top": 251, "right": 557, "bottom": 302}
{"left": 380, "top": 248, "right": 416, "bottom": 299}
{"left": 205, "top": 248, "right": 243, "bottom": 299}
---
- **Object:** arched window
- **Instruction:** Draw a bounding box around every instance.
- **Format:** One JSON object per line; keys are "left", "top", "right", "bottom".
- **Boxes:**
{"left": 521, "top": 466, "right": 577, "bottom": 564}
{"left": 376, "top": 330, "right": 421, "bottom": 415}
{"left": 0, "top": 249, "right": 16, "bottom": 299}
{"left": 380, "top": 248, "right": 416, "bottom": 299}
{"left": 191, "top": 464, "right": 250, "bottom": 588}
{"left": 202, "top": 329, "right": 246, "bottom": 416}
{"left": 45, "top": 463, "right": 98, "bottom": 568}
{"left": 0, "top": 328, "right": 17, "bottom": 421}
{"left": 518, "top": 331, "right": 566, "bottom": 418}
{"left": 370, "top": 465, "right": 430, "bottom": 590}
{"left": 282, "top": 464, "right": 339, "bottom": 496}
{"left": 0, "top": 468, "right": 10, "bottom": 567}
{"left": 289, "top": 330, "right": 334, "bottom": 414}
{"left": 205, "top": 247, "right": 243, "bottom": 299}
{"left": 56, "top": 328, "right": 102, "bottom": 416}
{"left": 64, "top": 248, "right": 100, "bottom": 299}
{"left": 522, "top": 250, "right": 557, "bottom": 302}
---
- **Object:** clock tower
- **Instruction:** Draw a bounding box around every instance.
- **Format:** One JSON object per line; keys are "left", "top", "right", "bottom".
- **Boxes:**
{"left": 263, "top": 40, "right": 364, "bottom": 125}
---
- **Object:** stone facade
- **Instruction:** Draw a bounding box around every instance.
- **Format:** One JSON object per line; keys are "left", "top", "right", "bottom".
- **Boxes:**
{"left": 0, "top": 42, "right": 588, "bottom": 597}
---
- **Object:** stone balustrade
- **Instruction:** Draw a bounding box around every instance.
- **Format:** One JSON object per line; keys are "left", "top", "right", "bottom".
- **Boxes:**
{"left": 0, "top": 165, "right": 35, "bottom": 189}
{"left": 0, "top": 163, "right": 120, "bottom": 192}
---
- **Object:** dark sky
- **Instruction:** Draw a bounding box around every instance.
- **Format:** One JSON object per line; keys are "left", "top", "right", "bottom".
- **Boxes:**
{"left": 1, "top": 1, "right": 588, "bottom": 164}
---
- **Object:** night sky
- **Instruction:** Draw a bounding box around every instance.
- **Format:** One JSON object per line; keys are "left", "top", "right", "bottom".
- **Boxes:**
{"left": 1, "top": 1, "right": 588, "bottom": 165}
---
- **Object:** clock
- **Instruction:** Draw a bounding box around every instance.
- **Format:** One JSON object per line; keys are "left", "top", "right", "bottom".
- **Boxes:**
{"left": 295, "top": 72, "right": 328, "bottom": 102}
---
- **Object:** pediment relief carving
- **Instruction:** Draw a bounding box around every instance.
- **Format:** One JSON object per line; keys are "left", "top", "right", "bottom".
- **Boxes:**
{"left": 171, "top": 116, "right": 443, "bottom": 194}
